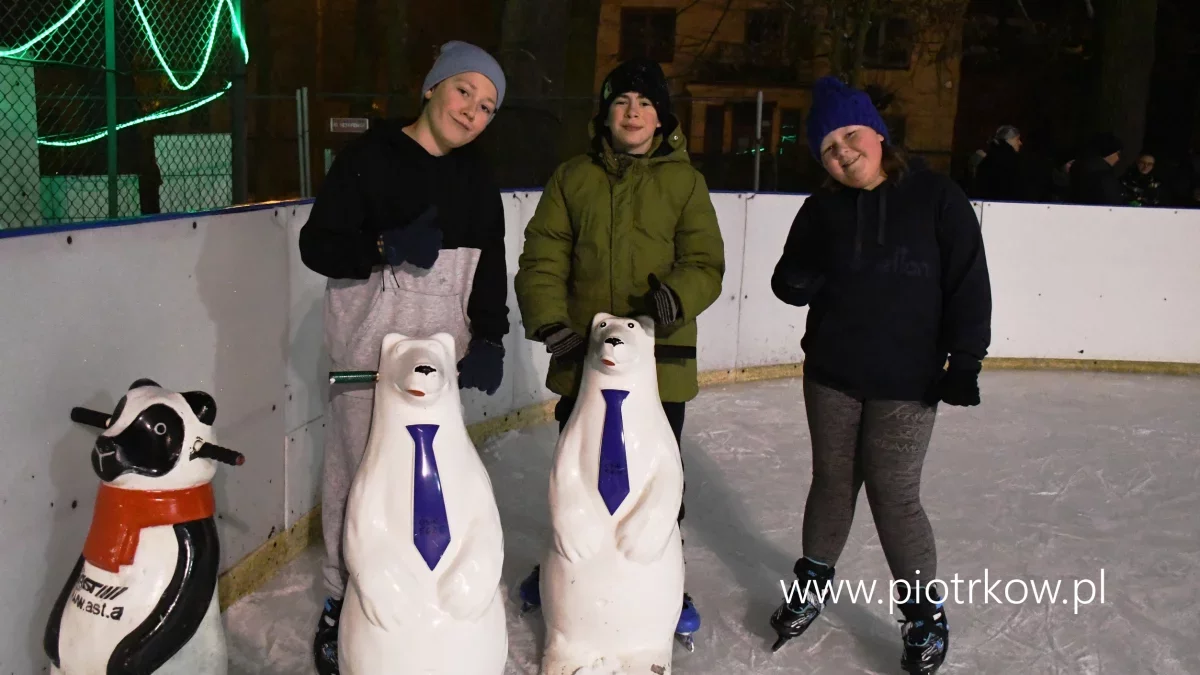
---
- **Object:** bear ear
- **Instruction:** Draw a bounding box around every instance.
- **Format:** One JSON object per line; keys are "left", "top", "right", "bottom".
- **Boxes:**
{"left": 430, "top": 333, "right": 457, "bottom": 361}
{"left": 181, "top": 391, "right": 217, "bottom": 425}
{"left": 381, "top": 333, "right": 408, "bottom": 355}
{"left": 129, "top": 378, "right": 160, "bottom": 390}
{"left": 633, "top": 314, "right": 656, "bottom": 338}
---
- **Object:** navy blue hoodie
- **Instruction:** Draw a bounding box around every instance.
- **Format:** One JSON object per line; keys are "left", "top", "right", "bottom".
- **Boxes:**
{"left": 771, "top": 163, "right": 992, "bottom": 402}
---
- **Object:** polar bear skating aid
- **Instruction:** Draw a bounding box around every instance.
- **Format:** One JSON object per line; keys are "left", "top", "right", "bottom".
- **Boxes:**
{"left": 44, "top": 379, "right": 244, "bottom": 675}
{"left": 540, "top": 313, "right": 686, "bottom": 675}
{"left": 337, "top": 332, "right": 507, "bottom": 675}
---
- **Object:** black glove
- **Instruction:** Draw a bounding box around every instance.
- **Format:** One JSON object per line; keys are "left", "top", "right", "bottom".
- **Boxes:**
{"left": 379, "top": 205, "right": 442, "bottom": 269}
{"left": 643, "top": 273, "right": 681, "bottom": 325}
{"left": 773, "top": 268, "right": 825, "bottom": 307}
{"left": 535, "top": 323, "right": 587, "bottom": 363}
{"left": 457, "top": 338, "right": 505, "bottom": 395}
{"left": 926, "top": 356, "right": 981, "bottom": 407}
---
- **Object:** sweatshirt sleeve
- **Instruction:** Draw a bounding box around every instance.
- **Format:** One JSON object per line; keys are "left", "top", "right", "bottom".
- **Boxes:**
{"left": 771, "top": 195, "right": 823, "bottom": 306}
{"left": 297, "top": 143, "right": 383, "bottom": 280}
{"left": 935, "top": 178, "right": 992, "bottom": 368}
{"left": 466, "top": 172, "right": 511, "bottom": 345}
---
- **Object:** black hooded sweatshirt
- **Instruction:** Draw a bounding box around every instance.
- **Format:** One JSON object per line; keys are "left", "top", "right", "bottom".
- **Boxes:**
{"left": 771, "top": 164, "right": 992, "bottom": 402}
{"left": 298, "top": 118, "right": 509, "bottom": 344}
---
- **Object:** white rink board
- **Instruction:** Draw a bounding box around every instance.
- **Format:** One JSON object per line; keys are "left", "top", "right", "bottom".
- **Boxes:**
{"left": 734, "top": 192, "right": 811, "bottom": 368}
{"left": 980, "top": 201, "right": 1200, "bottom": 362}
{"left": 2, "top": 190, "right": 1199, "bottom": 673}
{"left": 0, "top": 207, "right": 289, "bottom": 672}
{"left": 694, "top": 191, "right": 747, "bottom": 373}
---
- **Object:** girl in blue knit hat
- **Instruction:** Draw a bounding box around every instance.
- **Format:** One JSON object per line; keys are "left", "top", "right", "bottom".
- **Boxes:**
{"left": 766, "top": 76, "right": 993, "bottom": 674}
{"left": 299, "top": 40, "right": 509, "bottom": 675}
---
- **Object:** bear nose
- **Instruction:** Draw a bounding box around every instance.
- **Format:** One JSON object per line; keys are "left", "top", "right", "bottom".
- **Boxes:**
{"left": 604, "top": 337, "right": 623, "bottom": 346}
{"left": 414, "top": 365, "right": 437, "bottom": 375}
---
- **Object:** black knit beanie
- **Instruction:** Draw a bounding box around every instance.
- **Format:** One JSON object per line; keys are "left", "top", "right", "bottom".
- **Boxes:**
{"left": 596, "top": 57, "right": 675, "bottom": 128}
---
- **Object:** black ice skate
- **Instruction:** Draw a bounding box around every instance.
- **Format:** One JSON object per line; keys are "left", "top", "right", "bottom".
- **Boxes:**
{"left": 898, "top": 590, "right": 949, "bottom": 674}
{"left": 769, "top": 557, "right": 835, "bottom": 652}
{"left": 313, "top": 595, "right": 343, "bottom": 675}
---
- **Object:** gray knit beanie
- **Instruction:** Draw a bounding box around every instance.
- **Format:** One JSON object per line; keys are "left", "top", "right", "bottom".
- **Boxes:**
{"left": 421, "top": 41, "right": 507, "bottom": 110}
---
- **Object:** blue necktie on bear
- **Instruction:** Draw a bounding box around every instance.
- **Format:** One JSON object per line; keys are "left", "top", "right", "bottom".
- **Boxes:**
{"left": 598, "top": 389, "right": 632, "bottom": 515}
{"left": 409, "top": 424, "right": 451, "bottom": 570}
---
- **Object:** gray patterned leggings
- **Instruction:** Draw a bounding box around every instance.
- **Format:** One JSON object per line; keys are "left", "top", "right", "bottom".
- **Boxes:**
{"left": 801, "top": 377, "right": 939, "bottom": 588}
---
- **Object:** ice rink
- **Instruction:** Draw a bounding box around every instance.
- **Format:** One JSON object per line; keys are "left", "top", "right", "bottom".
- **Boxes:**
{"left": 225, "top": 370, "right": 1200, "bottom": 674}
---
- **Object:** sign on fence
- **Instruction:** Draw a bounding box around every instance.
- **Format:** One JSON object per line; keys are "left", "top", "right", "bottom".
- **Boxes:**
{"left": 329, "top": 118, "right": 370, "bottom": 133}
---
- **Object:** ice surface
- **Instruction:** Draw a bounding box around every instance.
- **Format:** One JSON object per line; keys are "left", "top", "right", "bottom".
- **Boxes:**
{"left": 225, "top": 371, "right": 1200, "bottom": 674}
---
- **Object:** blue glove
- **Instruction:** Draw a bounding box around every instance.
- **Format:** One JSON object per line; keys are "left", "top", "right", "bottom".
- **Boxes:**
{"left": 457, "top": 338, "right": 505, "bottom": 395}
{"left": 379, "top": 205, "right": 442, "bottom": 269}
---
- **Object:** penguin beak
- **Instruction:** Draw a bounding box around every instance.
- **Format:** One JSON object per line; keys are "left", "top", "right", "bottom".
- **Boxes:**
{"left": 91, "top": 437, "right": 127, "bottom": 482}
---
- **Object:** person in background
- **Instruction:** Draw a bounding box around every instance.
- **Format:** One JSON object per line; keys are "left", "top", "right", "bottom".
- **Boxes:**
{"left": 512, "top": 56, "right": 725, "bottom": 648}
{"left": 973, "top": 125, "right": 1030, "bottom": 202}
{"left": 1069, "top": 131, "right": 1124, "bottom": 205}
{"left": 766, "top": 76, "right": 992, "bottom": 675}
{"left": 1121, "top": 151, "right": 1164, "bottom": 206}
{"left": 297, "top": 40, "right": 509, "bottom": 675}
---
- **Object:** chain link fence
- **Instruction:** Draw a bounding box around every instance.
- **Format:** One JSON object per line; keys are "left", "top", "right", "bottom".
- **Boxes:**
{"left": 1, "top": 0, "right": 249, "bottom": 228}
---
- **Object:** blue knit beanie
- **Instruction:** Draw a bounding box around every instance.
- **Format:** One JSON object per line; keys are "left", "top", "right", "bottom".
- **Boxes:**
{"left": 806, "top": 76, "right": 890, "bottom": 158}
{"left": 422, "top": 41, "right": 507, "bottom": 110}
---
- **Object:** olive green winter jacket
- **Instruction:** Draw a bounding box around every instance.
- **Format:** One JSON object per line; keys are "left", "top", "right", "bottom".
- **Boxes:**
{"left": 514, "top": 121, "right": 725, "bottom": 402}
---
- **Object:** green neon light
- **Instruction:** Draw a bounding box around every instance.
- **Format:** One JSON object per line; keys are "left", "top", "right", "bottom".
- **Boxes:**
{"left": 132, "top": 0, "right": 249, "bottom": 91}
{"left": 0, "top": 0, "right": 90, "bottom": 58}
{"left": 3, "top": 0, "right": 248, "bottom": 79}
{"left": 37, "top": 82, "right": 231, "bottom": 147}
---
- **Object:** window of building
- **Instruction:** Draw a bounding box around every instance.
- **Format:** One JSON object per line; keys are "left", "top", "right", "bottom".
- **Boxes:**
{"left": 863, "top": 17, "right": 914, "bottom": 70}
{"left": 620, "top": 8, "right": 676, "bottom": 63}
{"left": 745, "top": 9, "right": 787, "bottom": 63}
{"left": 779, "top": 108, "right": 803, "bottom": 150}
{"left": 704, "top": 104, "right": 725, "bottom": 155}
{"left": 731, "top": 100, "right": 775, "bottom": 155}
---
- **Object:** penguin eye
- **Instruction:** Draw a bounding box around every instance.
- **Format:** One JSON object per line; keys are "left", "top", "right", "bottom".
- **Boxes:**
{"left": 153, "top": 423, "right": 167, "bottom": 435}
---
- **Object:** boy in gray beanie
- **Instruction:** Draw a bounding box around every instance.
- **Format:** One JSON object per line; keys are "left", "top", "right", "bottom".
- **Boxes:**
{"left": 300, "top": 40, "right": 508, "bottom": 675}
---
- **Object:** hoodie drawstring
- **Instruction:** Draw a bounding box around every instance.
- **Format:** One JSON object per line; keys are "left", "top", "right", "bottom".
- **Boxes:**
{"left": 854, "top": 191, "right": 865, "bottom": 268}
{"left": 878, "top": 186, "right": 887, "bottom": 246}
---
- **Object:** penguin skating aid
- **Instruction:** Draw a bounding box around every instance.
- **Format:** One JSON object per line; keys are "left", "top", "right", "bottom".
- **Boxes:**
{"left": 44, "top": 379, "right": 243, "bottom": 675}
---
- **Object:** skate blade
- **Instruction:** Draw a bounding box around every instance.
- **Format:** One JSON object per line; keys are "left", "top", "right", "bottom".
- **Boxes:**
{"left": 770, "top": 635, "right": 792, "bottom": 652}
{"left": 675, "top": 633, "right": 695, "bottom": 652}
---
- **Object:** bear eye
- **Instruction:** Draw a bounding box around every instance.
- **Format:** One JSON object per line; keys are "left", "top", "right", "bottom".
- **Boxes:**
{"left": 627, "top": 322, "right": 635, "bottom": 328}
{"left": 600, "top": 322, "right": 607, "bottom": 328}
{"left": 154, "top": 423, "right": 167, "bottom": 435}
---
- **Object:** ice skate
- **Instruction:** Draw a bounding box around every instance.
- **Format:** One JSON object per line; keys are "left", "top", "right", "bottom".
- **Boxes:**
{"left": 674, "top": 593, "right": 700, "bottom": 652}
{"left": 898, "top": 588, "right": 949, "bottom": 673}
{"left": 769, "top": 557, "right": 834, "bottom": 653}
{"left": 517, "top": 564, "right": 541, "bottom": 614}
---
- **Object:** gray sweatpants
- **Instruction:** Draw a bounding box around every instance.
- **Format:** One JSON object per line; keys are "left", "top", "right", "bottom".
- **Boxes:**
{"left": 800, "top": 377, "right": 939, "bottom": 588}
{"left": 320, "top": 386, "right": 375, "bottom": 599}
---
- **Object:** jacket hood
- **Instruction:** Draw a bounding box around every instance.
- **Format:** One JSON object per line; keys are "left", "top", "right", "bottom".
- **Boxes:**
{"left": 587, "top": 114, "right": 688, "bottom": 175}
